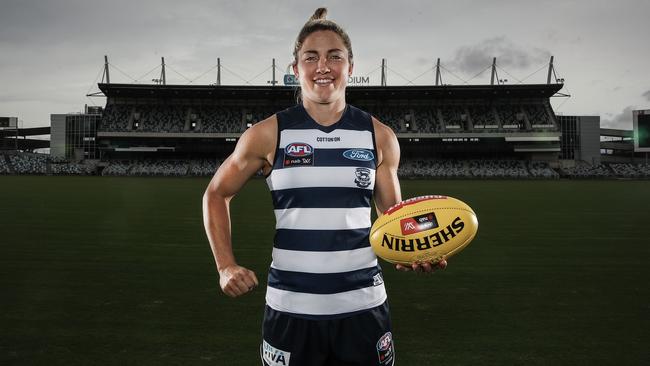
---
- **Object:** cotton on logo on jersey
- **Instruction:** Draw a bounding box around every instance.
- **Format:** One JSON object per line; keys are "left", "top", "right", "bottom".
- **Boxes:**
{"left": 262, "top": 340, "right": 291, "bottom": 366}
{"left": 285, "top": 143, "right": 313, "bottom": 157}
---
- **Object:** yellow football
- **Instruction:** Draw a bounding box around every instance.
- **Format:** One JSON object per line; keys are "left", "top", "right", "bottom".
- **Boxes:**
{"left": 370, "top": 195, "right": 479, "bottom": 265}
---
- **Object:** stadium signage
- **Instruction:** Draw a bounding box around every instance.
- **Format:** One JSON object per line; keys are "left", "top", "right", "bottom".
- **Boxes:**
{"left": 283, "top": 74, "right": 371, "bottom": 86}
{"left": 343, "top": 149, "right": 374, "bottom": 161}
{"left": 348, "top": 76, "right": 370, "bottom": 85}
{"left": 381, "top": 217, "right": 465, "bottom": 251}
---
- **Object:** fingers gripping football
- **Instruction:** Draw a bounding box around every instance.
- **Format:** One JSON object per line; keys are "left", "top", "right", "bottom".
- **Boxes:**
{"left": 219, "top": 265, "right": 259, "bottom": 297}
{"left": 395, "top": 259, "right": 448, "bottom": 273}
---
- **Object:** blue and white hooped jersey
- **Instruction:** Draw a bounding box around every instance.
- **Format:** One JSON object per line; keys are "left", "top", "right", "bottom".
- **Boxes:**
{"left": 264, "top": 104, "right": 387, "bottom": 319}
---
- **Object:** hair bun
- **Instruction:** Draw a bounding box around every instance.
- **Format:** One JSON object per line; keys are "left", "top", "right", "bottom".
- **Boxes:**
{"left": 309, "top": 7, "right": 327, "bottom": 21}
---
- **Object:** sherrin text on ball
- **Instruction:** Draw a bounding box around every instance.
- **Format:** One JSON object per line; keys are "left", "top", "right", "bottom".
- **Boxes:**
{"left": 370, "top": 195, "right": 479, "bottom": 265}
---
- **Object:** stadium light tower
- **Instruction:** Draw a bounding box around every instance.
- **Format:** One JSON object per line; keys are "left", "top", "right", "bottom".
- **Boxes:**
{"left": 490, "top": 57, "right": 497, "bottom": 85}
{"left": 381, "top": 59, "right": 387, "bottom": 86}
{"left": 435, "top": 58, "right": 442, "bottom": 86}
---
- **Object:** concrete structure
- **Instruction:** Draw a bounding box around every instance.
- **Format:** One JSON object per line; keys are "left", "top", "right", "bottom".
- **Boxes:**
{"left": 558, "top": 115, "right": 601, "bottom": 165}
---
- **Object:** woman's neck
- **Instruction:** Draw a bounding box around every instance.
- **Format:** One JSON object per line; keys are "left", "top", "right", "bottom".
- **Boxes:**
{"left": 302, "top": 98, "right": 347, "bottom": 126}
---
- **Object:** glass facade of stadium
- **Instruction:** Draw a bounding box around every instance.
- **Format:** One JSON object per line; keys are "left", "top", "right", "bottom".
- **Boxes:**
{"left": 50, "top": 110, "right": 101, "bottom": 160}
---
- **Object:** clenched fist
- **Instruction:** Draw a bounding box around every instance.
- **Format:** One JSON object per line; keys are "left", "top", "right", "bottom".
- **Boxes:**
{"left": 218, "top": 264, "right": 259, "bottom": 298}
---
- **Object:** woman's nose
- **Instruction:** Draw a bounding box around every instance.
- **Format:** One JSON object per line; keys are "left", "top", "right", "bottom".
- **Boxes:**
{"left": 317, "top": 58, "right": 330, "bottom": 73}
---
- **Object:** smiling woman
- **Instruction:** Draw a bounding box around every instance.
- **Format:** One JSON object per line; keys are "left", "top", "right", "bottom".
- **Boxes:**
{"left": 291, "top": 8, "right": 354, "bottom": 111}
{"left": 202, "top": 7, "right": 442, "bottom": 366}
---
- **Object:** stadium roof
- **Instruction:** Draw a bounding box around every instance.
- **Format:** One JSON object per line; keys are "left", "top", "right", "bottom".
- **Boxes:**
{"left": 0, "top": 126, "right": 50, "bottom": 138}
{"left": 0, "top": 137, "right": 49, "bottom": 150}
{"left": 98, "top": 83, "right": 563, "bottom": 100}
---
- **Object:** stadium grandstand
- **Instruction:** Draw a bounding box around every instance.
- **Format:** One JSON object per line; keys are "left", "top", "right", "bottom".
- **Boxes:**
{"left": 2, "top": 56, "right": 649, "bottom": 179}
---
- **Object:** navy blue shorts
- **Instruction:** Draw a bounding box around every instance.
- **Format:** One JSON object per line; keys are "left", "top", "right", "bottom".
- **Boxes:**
{"left": 260, "top": 301, "right": 395, "bottom": 366}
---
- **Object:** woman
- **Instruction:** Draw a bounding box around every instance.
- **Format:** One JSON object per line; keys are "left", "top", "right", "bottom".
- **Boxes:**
{"left": 202, "top": 8, "right": 446, "bottom": 365}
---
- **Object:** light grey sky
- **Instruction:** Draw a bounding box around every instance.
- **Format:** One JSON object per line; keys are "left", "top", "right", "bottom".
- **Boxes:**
{"left": 1, "top": 0, "right": 649, "bottom": 130}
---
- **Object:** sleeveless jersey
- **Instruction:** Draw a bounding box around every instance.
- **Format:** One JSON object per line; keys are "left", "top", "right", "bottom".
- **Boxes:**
{"left": 264, "top": 104, "right": 387, "bottom": 319}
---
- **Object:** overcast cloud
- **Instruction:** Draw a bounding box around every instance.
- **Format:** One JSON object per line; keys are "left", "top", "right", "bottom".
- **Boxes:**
{"left": 1, "top": 0, "right": 649, "bottom": 130}
{"left": 643, "top": 90, "right": 650, "bottom": 102}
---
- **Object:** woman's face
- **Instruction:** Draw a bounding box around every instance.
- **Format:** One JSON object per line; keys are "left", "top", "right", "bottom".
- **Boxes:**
{"left": 293, "top": 30, "right": 353, "bottom": 105}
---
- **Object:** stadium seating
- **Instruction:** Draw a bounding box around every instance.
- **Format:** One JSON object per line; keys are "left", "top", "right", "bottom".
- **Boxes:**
{"left": 608, "top": 163, "right": 650, "bottom": 178}
{"left": 8, "top": 153, "right": 47, "bottom": 174}
{"left": 468, "top": 159, "right": 529, "bottom": 178}
{"left": 5, "top": 151, "right": 650, "bottom": 180}
{"left": 189, "top": 159, "right": 221, "bottom": 176}
{"left": 129, "top": 159, "right": 189, "bottom": 176}
{"left": 560, "top": 161, "right": 613, "bottom": 178}
{"left": 412, "top": 107, "right": 440, "bottom": 133}
{"left": 524, "top": 104, "right": 555, "bottom": 129}
{"left": 528, "top": 161, "right": 560, "bottom": 178}
{"left": 97, "top": 102, "right": 561, "bottom": 135}
{"left": 100, "top": 105, "right": 251, "bottom": 134}
{"left": 100, "top": 104, "right": 130, "bottom": 131}
{"left": 0, "top": 155, "right": 11, "bottom": 174}
{"left": 101, "top": 160, "right": 132, "bottom": 176}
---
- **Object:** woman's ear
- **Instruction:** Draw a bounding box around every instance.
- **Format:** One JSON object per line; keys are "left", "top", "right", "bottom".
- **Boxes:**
{"left": 292, "top": 63, "right": 299, "bottom": 78}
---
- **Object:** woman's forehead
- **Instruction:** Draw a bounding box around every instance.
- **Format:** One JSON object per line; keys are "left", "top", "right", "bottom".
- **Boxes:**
{"left": 299, "top": 31, "right": 347, "bottom": 53}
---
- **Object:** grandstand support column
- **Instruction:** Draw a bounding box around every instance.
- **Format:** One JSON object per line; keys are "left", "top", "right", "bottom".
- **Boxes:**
{"left": 435, "top": 58, "right": 442, "bottom": 86}
{"left": 161, "top": 57, "right": 166, "bottom": 85}
{"left": 465, "top": 107, "right": 474, "bottom": 130}
{"left": 127, "top": 106, "right": 135, "bottom": 130}
{"left": 437, "top": 109, "right": 445, "bottom": 132}
{"left": 493, "top": 107, "right": 502, "bottom": 129}
{"left": 520, "top": 106, "right": 532, "bottom": 130}
{"left": 184, "top": 108, "right": 191, "bottom": 131}
{"left": 547, "top": 56, "right": 554, "bottom": 84}
{"left": 381, "top": 59, "right": 387, "bottom": 87}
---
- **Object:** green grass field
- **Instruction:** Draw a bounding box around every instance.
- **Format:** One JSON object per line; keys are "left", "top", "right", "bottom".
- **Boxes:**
{"left": 0, "top": 176, "right": 648, "bottom": 365}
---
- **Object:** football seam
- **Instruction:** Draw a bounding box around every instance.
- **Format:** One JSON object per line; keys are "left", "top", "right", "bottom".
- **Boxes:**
{"left": 371, "top": 207, "right": 476, "bottom": 235}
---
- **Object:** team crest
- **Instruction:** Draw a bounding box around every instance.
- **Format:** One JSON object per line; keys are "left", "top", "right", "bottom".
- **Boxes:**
{"left": 354, "top": 167, "right": 371, "bottom": 188}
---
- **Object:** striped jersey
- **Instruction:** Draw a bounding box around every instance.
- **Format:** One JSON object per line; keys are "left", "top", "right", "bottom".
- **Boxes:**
{"left": 264, "top": 104, "right": 387, "bottom": 319}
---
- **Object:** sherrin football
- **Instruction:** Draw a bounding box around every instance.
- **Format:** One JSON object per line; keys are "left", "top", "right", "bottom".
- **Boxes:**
{"left": 370, "top": 195, "right": 478, "bottom": 265}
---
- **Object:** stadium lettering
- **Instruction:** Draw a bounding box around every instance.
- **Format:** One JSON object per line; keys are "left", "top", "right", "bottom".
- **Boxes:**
{"left": 381, "top": 217, "right": 465, "bottom": 252}
{"left": 348, "top": 76, "right": 370, "bottom": 85}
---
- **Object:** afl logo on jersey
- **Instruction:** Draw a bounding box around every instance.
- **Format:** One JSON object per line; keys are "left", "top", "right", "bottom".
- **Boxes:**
{"left": 343, "top": 149, "right": 374, "bottom": 161}
{"left": 285, "top": 142, "right": 313, "bottom": 157}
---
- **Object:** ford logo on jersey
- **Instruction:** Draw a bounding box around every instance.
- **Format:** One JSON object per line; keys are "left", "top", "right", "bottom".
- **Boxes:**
{"left": 343, "top": 149, "right": 374, "bottom": 161}
{"left": 285, "top": 142, "right": 313, "bottom": 157}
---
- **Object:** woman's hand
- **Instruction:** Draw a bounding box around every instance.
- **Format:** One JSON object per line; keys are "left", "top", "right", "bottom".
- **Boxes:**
{"left": 395, "top": 259, "right": 447, "bottom": 273}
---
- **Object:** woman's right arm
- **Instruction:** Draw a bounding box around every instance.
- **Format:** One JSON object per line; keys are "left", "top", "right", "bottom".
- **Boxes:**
{"left": 202, "top": 116, "right": 277, "bottom": 297}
